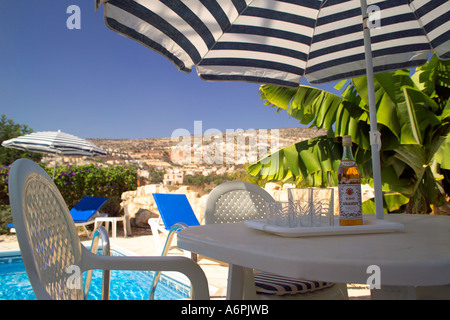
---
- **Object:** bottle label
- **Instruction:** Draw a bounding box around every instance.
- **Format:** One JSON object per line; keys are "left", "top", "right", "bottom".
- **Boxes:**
{"left": 341, "top": 160, "right": 356, "bottom": 167}
{"left": 338, "top": 184, "right": 362, "bottom": 219}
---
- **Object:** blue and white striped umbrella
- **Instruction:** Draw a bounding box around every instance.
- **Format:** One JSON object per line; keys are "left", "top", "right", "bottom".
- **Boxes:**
{"left": 95, "top": 0, "right": 450, "bottom": 219}
{"left": 1, "top": 130, "right": 106, "bottom": 157}
{"left": 96, "top": 0, "right": 449, "bottom": 87}
{"left": 1, "top": 130, "right": 107, "bottom": 178}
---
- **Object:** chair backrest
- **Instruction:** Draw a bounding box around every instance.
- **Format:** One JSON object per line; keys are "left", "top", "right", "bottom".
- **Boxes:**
{"left": 9, "top": 159, "right": 83, "bottom": 300}
{"left": 204, "top": 181, "right": 275, "bottom": 224}
{"left": 152, "top": 193, "right": 200, "bottom": 230}
{"left": 70, "top": 196, "right": 108, "bottom": 223}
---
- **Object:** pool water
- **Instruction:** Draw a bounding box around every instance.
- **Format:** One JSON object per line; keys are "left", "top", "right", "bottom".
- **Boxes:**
{"left": 0, "top": 251, "right": 190, "bottom": 300}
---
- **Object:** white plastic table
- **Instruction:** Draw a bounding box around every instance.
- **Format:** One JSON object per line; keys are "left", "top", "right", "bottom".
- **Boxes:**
{"left": 177, "top": 214, "right": 450, "bottom": 299}
{"left": 94, "top": 216, "right": 126, "bottom": 239}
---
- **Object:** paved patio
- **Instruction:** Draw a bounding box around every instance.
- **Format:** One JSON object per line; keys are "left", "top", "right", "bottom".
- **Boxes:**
{"left": 0, "top": 227, "right": 370, "bottom": 300}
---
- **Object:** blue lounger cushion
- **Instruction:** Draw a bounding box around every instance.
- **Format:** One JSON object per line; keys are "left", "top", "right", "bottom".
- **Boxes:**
{"left": 7, "top": 196, "right": 108, "bottom": 228}
{"left": 152, "top": 193, "right": 200, "bottom": 230}
{"left": 70, "top": 196, "right": 108, "bottom": 223}
{"left": 254, "top": 272, "right": 334, "bottom": 295}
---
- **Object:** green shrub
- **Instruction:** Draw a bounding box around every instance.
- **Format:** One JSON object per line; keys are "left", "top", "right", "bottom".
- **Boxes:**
{"left": 0, "top": 163, "right": 137, "bottom": 233}
{"left": 49, "top": 164, "right": 137, "bottom": 215}
{"left": 0, "top": 204, "right": 11, "bottom": 234}
{"left": 0, "top": 165, "right": 9, "bottom": 206}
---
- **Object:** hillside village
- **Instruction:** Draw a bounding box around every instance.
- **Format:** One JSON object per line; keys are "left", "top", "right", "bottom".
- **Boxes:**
{"left": 43, "top": 127, "right": 326, "bottom": 185}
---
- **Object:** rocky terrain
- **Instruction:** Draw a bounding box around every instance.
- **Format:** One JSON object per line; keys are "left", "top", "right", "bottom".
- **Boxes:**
{"left": 87, "top": 127, "right": 327, "bottom": 169}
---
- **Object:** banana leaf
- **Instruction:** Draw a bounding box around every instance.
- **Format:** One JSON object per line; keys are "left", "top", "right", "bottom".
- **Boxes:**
{"left": 362, "top": 192, "right": 410, "bottom": 214}
{"left": 252, "top": 55, "right": 449, "bottom": 213}
{"left": 248, "top": 136, "right": 340, "bottom": 188}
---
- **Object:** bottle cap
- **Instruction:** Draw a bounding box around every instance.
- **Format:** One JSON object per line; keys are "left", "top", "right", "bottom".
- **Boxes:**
{"left": 342, "top": 135, "right": 352, "bottom": 147}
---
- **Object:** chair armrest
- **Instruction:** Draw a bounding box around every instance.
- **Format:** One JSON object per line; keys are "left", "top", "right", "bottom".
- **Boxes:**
{"left": 80, "top": 247, "right": 209, "bottom": 300}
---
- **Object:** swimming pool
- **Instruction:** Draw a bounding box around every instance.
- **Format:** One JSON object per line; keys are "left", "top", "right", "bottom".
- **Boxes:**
{"left": 0, "top": 248, "right": 190, "bottom": 300}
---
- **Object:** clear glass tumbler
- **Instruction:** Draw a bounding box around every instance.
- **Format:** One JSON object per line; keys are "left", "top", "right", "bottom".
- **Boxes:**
{"left": 288, "top": 188, "right": 335, "bottom": 227}
{"left": 266, "top": 201, "right": 299, "bottom": 227}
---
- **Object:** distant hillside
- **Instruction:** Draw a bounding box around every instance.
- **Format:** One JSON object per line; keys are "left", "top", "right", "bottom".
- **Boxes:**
{"left": 87, "top": 127, "right": 327, "bottom": 167}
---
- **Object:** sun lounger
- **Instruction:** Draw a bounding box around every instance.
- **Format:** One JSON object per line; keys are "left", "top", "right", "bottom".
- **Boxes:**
{"left": 70, "top": 196, "right": 109, "bottom": 237}
{"left": 148, "top": 193, "right": 200, "bottom": 252}
{"left": 8, "top": 196, "right": 108, "bottom": 237}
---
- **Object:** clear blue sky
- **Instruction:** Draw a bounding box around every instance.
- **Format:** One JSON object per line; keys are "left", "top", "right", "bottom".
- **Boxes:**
{"left": 0, "top": 1, "right": 339, "bottom": 139}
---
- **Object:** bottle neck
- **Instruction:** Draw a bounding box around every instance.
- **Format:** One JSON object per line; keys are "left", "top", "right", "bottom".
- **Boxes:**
{"left": 342, "top": 145, "right": 355, "bottom": 161}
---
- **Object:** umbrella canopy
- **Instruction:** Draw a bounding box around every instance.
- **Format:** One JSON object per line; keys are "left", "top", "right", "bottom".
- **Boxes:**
{"left": 1, "top": 130, "right": 106, "bottom": 157}
{"left": 95, "top": 0, "right": 450, "bottom": 219}
{"left": 96, "top": 0, "right": 449, "bottom": 87}
{"left": 1, "top": 130, "right": 107, "bottom": 178}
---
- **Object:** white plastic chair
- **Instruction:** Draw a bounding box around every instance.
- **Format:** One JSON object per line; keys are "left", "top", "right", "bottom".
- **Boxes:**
{"left": 8, "top": 159, "right": 209, "bottom": 300}
{"left": 205, "top": 181, "right": 348, "bottom": 300}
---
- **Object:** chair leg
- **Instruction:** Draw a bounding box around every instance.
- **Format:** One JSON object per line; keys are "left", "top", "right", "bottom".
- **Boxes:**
{"left": 83, "top": 226, "right": 90, "bottom": 238}
{"left": 123, "top": 206, "right": 132, "bottom": 236}
{"left": 122, "top": 218, "right": 127, "bottom": 237}
{"left": 111, "top": 221, "right": 117, "bottom": 239}
{"left": 242, "top": 267, "right": 259, "bottom": 300}
{"left": 148, "top": 218, "right": 163, "bottom": 252}
{"left": 104, "top": 221, "right": 110, "bottom": 235}
{"left": 182, "top": 250, "right": 197, "bottom": 262}
{"left": 227, "top": 264, "right": 245, "bottom": 300}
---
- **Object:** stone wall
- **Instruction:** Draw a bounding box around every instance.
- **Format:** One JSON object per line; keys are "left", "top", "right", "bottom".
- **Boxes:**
{"left": 121, "top": 183, "right": 375, "bottom": 229}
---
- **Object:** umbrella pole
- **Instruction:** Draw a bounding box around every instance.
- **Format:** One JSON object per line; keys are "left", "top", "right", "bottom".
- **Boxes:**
{"left": 53, "top": 155, "right": 57, "bottom": 180}
{"left": 360, "top": 0, "right": 384, "bottom": 220}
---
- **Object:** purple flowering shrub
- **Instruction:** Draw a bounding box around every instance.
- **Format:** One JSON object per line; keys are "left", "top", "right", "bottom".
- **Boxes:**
{"left": 0, "top": 163, "right": 137, "bottom": 216}
{"left": 52, "top": 164, "right": 137, "bottom": 214}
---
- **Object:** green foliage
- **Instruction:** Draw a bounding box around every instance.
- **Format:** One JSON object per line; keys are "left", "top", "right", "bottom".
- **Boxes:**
{"left": 49, "top": 164, "right": 137, "bottom": 215}
{"left": 250, "top": 55, "right": 450, "bottom": 213}
{"left": 0, "top": 114, "right": 43, "bottom": 166}
{"left": 0, "top": 165, "right": 10, "bottom": 206}
{"left": 0, "top": 163, "right": 137, "bottom": 219}
{"left": 185, "top": 166, "right": 262, "bottom": 188}
{"left": 248, "top": 136, "right": 342, "bottom": 187}
{"left": 186, "top": 172, "right": 236, "bottom": 187}
{"left": 148, "top": 167, "right": 165, "bottom": 184}
{"left": 0, "top": 205, "right": 12, "bottom": 234}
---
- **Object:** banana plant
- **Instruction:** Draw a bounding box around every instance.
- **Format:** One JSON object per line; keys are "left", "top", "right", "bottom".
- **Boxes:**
{"left": 248, "top": 55, "right": 450, "bottom": 213}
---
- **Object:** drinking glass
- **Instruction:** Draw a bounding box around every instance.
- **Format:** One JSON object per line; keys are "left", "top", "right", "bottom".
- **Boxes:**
{"left": 288, "top": 188, "right": 335, "bottom": 227}
{"left": 266, "top": 201, "right": 299, "bottom": 228}
{"left": 310, "top": 188, "right": 335, "bottom": 227}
